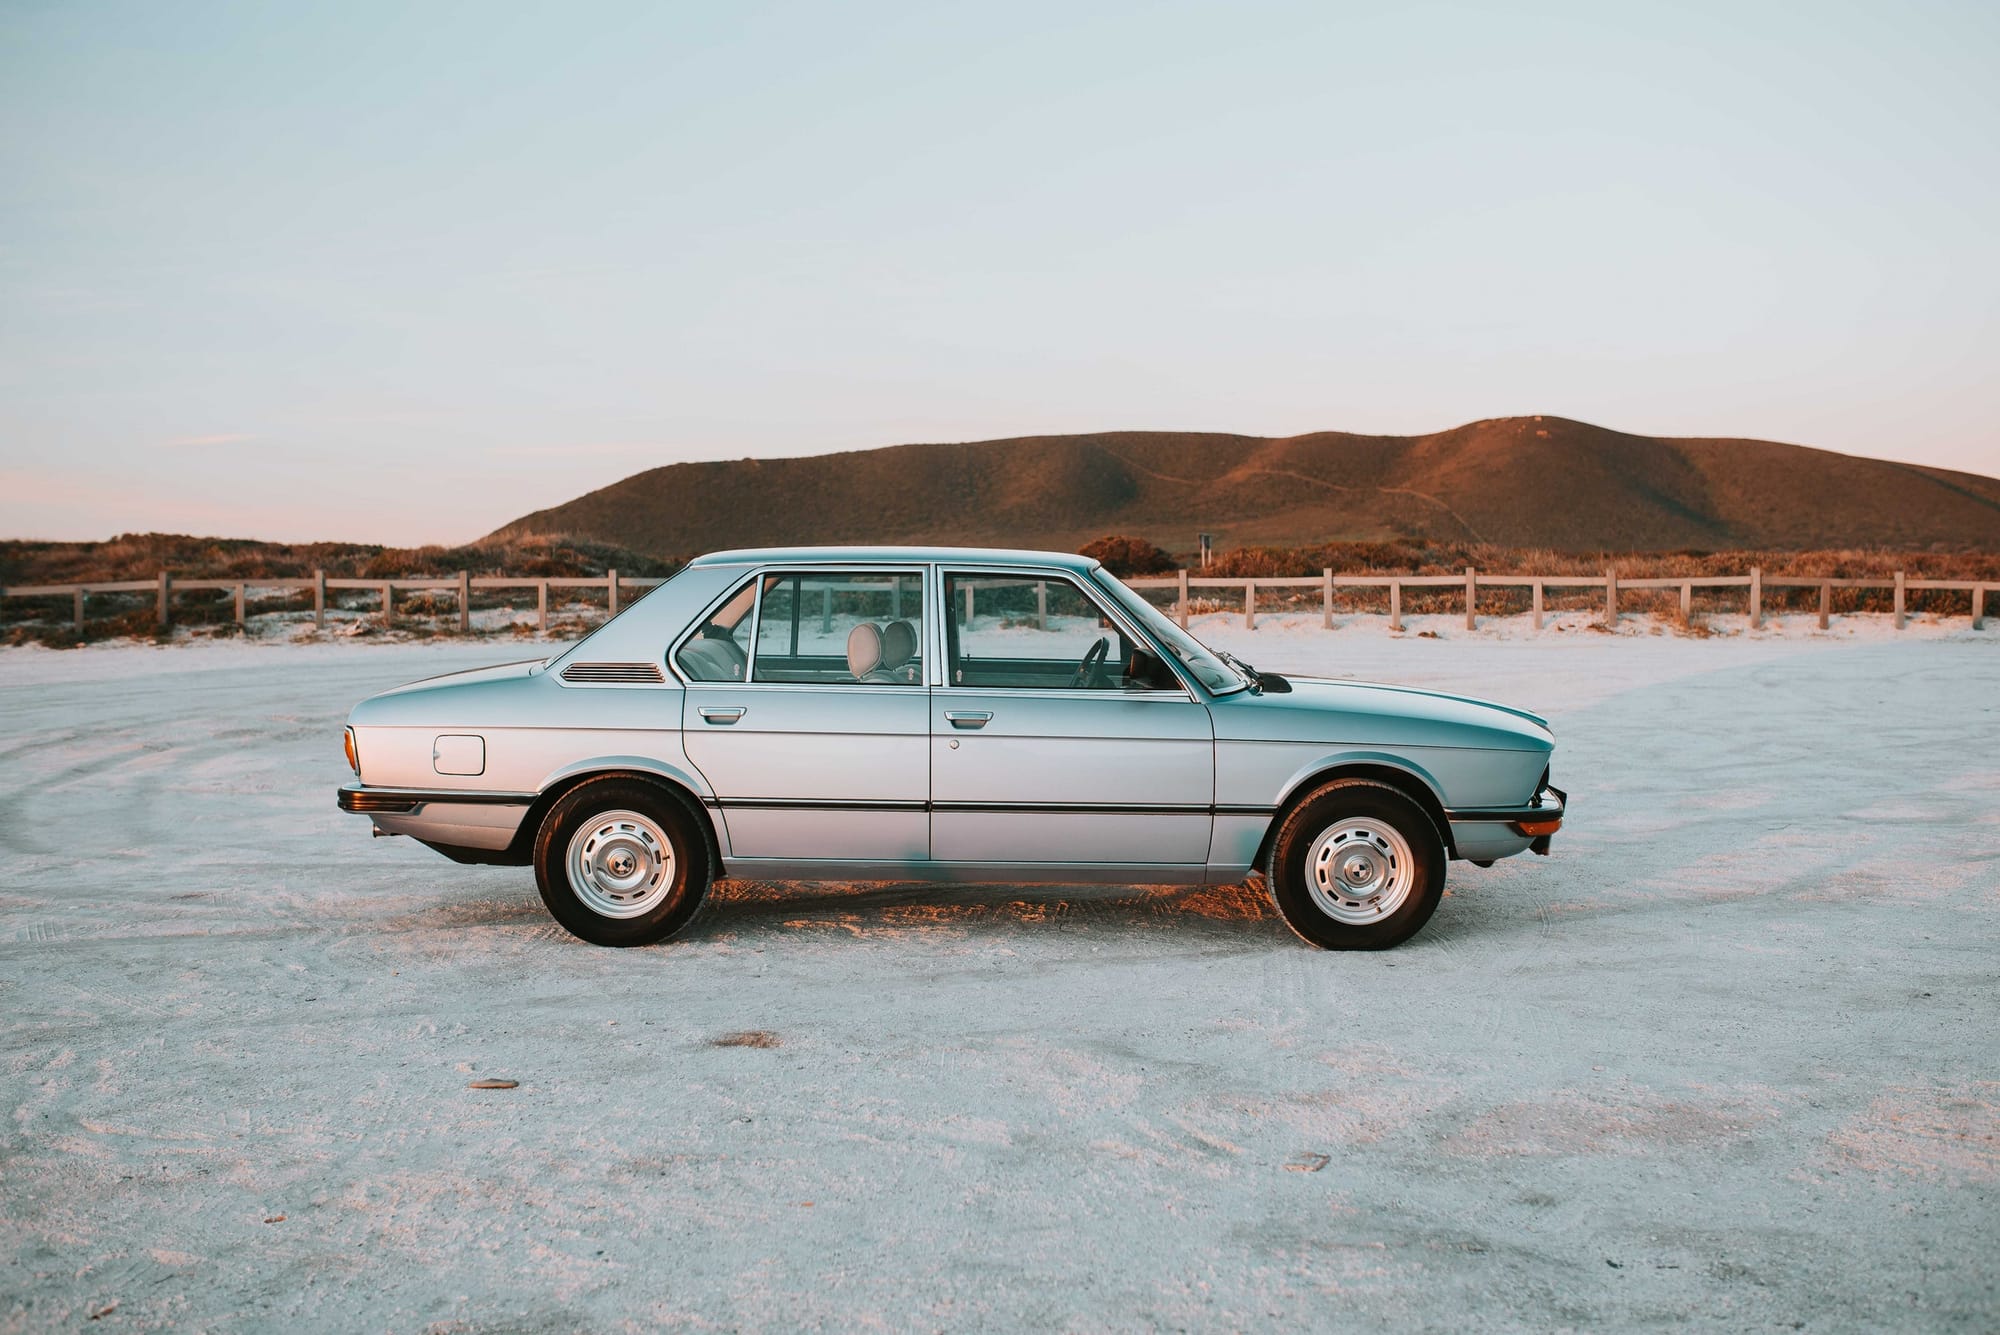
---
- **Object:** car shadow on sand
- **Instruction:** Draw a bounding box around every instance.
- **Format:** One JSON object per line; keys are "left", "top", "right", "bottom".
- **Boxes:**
{"left": 699, "top": 877, "right": 1294, "bottom": 944}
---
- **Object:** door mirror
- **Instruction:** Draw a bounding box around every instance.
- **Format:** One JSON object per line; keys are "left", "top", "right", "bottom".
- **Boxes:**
{"left": 1125, "top": 647, "right": 1179, "bottom": 691}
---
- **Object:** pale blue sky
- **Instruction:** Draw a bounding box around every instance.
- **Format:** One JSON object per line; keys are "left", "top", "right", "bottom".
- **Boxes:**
{"left": 3, "top": 0, "right": 1996, "bottom": 544}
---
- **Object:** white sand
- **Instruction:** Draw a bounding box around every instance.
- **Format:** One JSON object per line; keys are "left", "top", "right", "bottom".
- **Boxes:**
{"left": 1, "top": 629, "right": 1995, "bottom": 1329}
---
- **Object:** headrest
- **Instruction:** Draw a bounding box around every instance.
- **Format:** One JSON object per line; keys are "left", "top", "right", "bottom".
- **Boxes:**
{"left": 846, "top": 622, "right": 883, "bottom": 677}
{"left": 880, "top": 619, "right": 917, "bottom": 670}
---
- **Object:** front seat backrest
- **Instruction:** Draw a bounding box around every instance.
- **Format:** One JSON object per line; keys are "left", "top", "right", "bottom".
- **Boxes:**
{"left": 846, "top": 623, "right": 883, "bottom": 680}
{"left": 878, "top": 619, "right": 918, "bottom": 679}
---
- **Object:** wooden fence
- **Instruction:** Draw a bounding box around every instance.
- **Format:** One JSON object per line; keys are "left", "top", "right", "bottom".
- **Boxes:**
{"left": 1123, "top": 567, "right": 1991, "bottom": 632}
{"left": 0, "top": 566, "right": 1990, "bottom": 634}
{"left": 0, "top": 570, "right": 667, "bottom": 634}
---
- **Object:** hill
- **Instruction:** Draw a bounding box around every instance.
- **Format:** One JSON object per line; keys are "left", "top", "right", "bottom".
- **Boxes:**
{"left": 485, "top": 417, "right": 2000, "bottom": 556}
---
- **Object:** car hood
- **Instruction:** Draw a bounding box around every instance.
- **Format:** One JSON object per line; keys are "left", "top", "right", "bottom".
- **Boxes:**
{"left": 1212, "top": 675, "right": 1553, "bottom": 751}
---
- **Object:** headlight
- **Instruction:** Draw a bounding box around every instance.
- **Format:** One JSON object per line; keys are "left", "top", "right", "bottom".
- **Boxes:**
{"left": 344, "top": 727, "right": 360, "bottom": 776}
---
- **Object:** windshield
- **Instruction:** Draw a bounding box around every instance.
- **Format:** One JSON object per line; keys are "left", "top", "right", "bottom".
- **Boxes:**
{"left": 1092, "top": 569, "right": 1251, "bottom": 695}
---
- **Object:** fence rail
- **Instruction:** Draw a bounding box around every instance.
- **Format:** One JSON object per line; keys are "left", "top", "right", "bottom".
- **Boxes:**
{"left": 0, "top": 569, "right": 669, "bottom": 635}
{"left": 0, "top": 566, "right": 1991, "bottom": 636}
{"left": 1122, "top": 566, "right": 1990, "bottom": 632}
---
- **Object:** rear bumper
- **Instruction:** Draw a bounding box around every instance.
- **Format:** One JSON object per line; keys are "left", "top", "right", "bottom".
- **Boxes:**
{"left": 337, "top": 784, "right": 535, "bottom": 851}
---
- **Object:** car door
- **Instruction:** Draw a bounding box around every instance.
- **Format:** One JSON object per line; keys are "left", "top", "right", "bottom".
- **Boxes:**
{"left": 679, "top": 568, "right": 930, "bottom": 862}
{"left": 929, "top": 567, "right": 1214, "bottom": 867}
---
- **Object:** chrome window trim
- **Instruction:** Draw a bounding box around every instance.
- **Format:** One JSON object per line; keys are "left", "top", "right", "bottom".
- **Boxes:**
{"left": 924, "top": 684, "right": 1194, "bottom": 704}
{"left": 935, "top": 563, "right": 1198, "bottom": 698}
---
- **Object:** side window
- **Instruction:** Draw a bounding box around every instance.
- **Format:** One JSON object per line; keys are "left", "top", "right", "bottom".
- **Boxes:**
{"left": 673, "top": 575, "right": 763, "bottom": 682}
{"left": 944, "top": 573, "right": 1169, "bottom": 690}
{"left": 752, "top": 571, "right": 925, "bottom": 685}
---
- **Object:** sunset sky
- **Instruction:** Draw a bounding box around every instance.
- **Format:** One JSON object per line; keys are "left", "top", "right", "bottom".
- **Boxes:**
{"left": 3, "top": 0, "right": 1996, "bottom": 545}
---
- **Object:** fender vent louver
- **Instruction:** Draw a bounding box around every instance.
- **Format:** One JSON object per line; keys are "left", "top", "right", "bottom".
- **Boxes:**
{"left": 561, "top": 661, "right": 666, "bottom": 684}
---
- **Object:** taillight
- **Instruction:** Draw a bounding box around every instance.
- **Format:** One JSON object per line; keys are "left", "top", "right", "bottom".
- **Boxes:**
{"left": 344, "top": 727, "right": 359, "bottom": 775}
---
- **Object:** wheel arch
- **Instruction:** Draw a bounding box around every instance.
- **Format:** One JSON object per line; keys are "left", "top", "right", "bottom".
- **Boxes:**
{"left": 505, "top": 762, "right": 720, "bottom": 869}
{"left": 1253, "top": 756, "right": 1456, "bottom": 870}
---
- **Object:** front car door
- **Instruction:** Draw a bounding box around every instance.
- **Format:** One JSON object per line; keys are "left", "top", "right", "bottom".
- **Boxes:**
{"left": 678, "top": 567, "right": 930, "bottom": 863}
{"left": 929, "top": 567, "right": 1214, "bottom": 870}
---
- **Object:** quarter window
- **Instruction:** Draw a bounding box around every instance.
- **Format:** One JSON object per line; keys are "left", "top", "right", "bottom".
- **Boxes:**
{"left": 673, "top": 575, "right": 762, "bottom": 681}
{"left": 752, "top": 572, "right": 925, "bottom": 685}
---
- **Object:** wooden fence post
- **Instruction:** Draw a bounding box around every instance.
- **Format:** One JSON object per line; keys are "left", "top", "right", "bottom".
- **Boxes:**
{"left": 1177, "top": 569, "right": 1189, "bottom": 628}
{"left": 1680, "top": 581, "right": 1692, "bottom": 620}
{"left": 381, "top": 582, "right": 393, "bottom": 625}
{"left": 157, "top": 571, "right": 171, "bottom": 629}
{"left": 1035, "top": 580, "right": 1047, "bottom": 631}
{"left": 822, "top": 585, "right": 834, "bottom": 633}
{"left": 1894, "top": 571, "right": 1905, "bottom": 629}
{"left": 608, "top": 569, "right": 619, "bottom": 619}
{"left": 1532, "top": 580, "right": 1543, "bottom": 631}
{"left": 965, "top": 584, "right": 975, "bottom": 625}
{"left": 1974, "top": 584, "right": 1986, "bottom": 631}
{"left": 1604, "top": 567, "right": 1616, "bottom": 626}
{"left": 314, "top": 569, "right": 326, "bottom": 629}
{"left": 1322, "top": 568, "right": 1333, "bottom": 629}
{"left": 1749, "top": 567, "right": 1762, "bottom": 629}
{"left": 1818, "top": 581, "right": 1831, "bottom": 630}
{"left": 233, "top": 584, "right": 246, "bottom": 626}
{"left": 1389, "top": 580, "right": 1402, "bottom": 632}
{"left": 1465, "top": 567, "right": 1477, "bottom": 631}
{"left": 1244, "top": 580, "right": 1255, "bottom": 630}
{"left": 457, "top": 570, "right": 470, "bottom": 632}
{"left": 74, "top": 587, "right": 86, "bottom": 634}
{"left": 538, "top": 580, "right": 549, "bottom": 632}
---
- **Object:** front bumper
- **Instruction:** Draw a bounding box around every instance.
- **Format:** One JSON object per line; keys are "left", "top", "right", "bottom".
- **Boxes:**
{"left": 1444, "top": 782, "right": 1567, "bottom": 860}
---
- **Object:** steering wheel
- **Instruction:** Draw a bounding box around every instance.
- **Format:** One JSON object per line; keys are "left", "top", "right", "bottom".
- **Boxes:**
{"left": 1069, "top": 637, "right": 1109, "bottom": 689}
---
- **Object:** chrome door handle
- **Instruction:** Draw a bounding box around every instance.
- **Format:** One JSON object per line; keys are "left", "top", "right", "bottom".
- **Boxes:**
{"left": 698, "top": 706, "right": 746, "bottom": 725}
{"left": 944, "top": 711, "right": 992, "bottom": 729}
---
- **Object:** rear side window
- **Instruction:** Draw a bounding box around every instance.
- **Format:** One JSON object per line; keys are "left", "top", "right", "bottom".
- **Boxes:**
{"left": 752, "top": 571, "right": 925, "bottom": 685}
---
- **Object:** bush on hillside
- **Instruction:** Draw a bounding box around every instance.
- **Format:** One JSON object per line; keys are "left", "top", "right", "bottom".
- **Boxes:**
{"left": 1079, "top": 535, "right": 1176, "bottom": 576}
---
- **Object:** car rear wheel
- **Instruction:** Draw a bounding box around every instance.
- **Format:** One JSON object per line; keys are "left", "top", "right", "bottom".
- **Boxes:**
{"left": 1266, "top": 779, "right": 1445, "bottom": 950}
{"left": 534, "top": 780, "right": 711, "bottom": 946}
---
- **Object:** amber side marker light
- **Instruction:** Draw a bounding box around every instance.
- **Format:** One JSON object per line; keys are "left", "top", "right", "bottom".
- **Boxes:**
{"left": 344, "top": 728, "right": 359, "bottom": 775}
{"left": 1514, "top": 817, "right": 1562, "bottom": 837}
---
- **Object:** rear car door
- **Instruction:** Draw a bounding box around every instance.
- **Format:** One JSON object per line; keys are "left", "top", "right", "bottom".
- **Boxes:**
{"left": 929, "top": 568, "right": 1214, "bottom": 867}
{"left": 679, "top": 568, "right": 930, "bottom": 862}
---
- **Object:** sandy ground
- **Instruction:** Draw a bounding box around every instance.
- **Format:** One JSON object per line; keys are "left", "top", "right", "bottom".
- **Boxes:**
{"left": 1, "top": 626, "right": 1995, "bottom": 1331}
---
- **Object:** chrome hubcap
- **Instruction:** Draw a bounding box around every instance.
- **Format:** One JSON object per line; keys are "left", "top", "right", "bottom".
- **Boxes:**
{"left": 566, "top": 810, "right": 675, "bottom": 919}
{"left": 1306, "top": 818, "right": 1415, "bottom": 924}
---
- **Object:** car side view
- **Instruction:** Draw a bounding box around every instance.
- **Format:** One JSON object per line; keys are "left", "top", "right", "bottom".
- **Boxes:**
{"left": 337, "top": 547, "right": 1564, "bottom": 949}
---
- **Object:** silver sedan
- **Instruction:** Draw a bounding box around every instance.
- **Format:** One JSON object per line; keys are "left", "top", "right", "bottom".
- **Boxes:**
{"left": 338, "top": 547, "right": 1564, "bottom": 948}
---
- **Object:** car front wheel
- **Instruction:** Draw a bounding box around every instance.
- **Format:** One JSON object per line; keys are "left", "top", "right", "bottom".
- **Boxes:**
{"left": 533, "top": 780, "right": 712, "bottom": 946}
{"left": 1266, "top": 779, "right": 1446, "bottom": 950}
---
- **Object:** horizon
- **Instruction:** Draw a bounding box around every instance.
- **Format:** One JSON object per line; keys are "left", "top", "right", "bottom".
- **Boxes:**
{"left": 3, "top": 411, "right": 2000, "bottom": 547}
{"left": 6, "top": 412, "right": 2000, "bottom": 550}
{"left": 4, "top": 1, "right": 1998, "bottom": 545}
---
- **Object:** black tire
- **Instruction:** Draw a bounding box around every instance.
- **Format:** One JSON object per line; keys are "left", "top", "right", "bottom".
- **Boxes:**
{"left": 1265, "top": 779, "right": 1446, "bottom": 950}
{"left": 533, "top": 779, "right": 712, "bottom": 947}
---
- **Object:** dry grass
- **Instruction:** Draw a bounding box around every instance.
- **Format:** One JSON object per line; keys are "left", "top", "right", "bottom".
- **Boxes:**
{"left": 0, "top": 531, "right": 677, "bottom": 587}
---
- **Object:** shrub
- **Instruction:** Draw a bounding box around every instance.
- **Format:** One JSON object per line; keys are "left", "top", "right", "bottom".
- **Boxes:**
{"left": 1079, "top": 535, "right": 1176, "bottom": 576}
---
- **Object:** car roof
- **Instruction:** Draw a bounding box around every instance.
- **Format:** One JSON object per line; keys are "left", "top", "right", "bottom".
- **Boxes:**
{"left": 688, "top": 545, "right": 1102, "bottom": 573}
